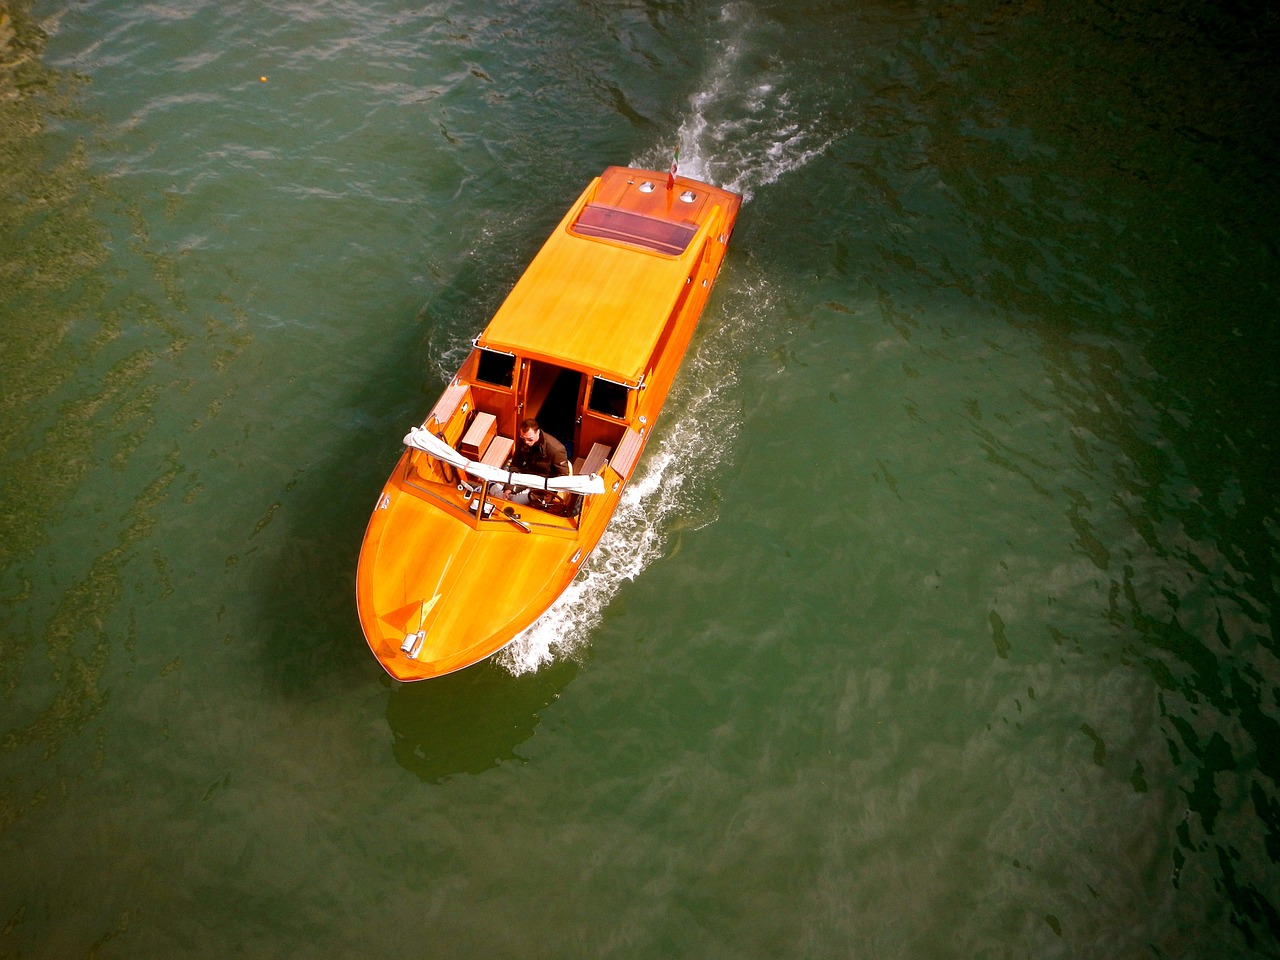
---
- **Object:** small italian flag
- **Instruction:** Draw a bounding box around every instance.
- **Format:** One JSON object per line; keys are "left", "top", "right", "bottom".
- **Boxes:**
{"left": 666, "top": 147, "right": 679, "bottom": 190}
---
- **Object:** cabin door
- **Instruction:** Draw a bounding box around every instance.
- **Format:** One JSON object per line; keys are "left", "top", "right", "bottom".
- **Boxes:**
{"left": 519, "top": 361, "right": 583, "bottom": 455}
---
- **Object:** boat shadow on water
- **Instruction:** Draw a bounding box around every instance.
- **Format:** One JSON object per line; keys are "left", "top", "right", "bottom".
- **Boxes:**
{"left": 252, "top": 355, "right": 425, "bottom": 694}
{"left": 254, "top": 248, "right": 583, "bottom": 776}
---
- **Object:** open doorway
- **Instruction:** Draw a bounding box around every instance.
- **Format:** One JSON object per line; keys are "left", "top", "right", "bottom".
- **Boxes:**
{"left": 522, "top": 362, "right": 582, "bottom": 456}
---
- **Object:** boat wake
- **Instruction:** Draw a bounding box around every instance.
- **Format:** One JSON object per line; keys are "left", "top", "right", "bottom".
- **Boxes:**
{"left": 496, "top": 276, "right": 771, "bottom": 675}
{"left": 501, "top": 3, "right": 823, "bottom": 675}
{"left": 636, "top": 1, "right": 838, "bottom": 201}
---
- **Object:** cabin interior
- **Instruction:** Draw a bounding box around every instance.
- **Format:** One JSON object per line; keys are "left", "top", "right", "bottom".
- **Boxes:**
{"left": 457, "top": 346, "right": 631, "bottom": 479}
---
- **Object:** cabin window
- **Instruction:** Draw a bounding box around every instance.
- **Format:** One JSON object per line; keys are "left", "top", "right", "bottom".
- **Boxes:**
{"left": 475, "top": 349, "right": 516, "bottom": 387}
{"left": 588, "top": 377, "right": 630, "bottom": 419}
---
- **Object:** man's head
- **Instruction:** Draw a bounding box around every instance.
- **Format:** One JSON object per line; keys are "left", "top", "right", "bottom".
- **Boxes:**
{"left": 518, "top": 418, "right": 541, "bottom": 448}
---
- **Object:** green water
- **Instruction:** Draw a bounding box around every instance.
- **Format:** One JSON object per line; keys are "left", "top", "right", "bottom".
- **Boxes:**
{"left": 3, "top": 0, "right": 1278, "bottom": 956}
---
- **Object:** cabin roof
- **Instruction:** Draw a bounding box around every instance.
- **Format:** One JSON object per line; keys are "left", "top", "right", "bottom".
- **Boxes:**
{"left": 476, "top": 179, "right": 725, "bottom": 386}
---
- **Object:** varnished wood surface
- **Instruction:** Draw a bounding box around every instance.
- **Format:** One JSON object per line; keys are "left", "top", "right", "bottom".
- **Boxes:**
{"left": 478, "top": 167, "right": 740, "bottom": 387}
{"left": 356, "top": 167, "right": 741, "bottom": 680}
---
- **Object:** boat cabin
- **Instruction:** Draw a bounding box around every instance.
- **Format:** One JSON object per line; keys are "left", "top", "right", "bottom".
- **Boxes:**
{"left": 398, "top": 167, "right": 737, "bottom": 533}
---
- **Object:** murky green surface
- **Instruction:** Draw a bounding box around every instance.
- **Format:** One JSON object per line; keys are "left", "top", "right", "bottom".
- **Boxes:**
{"left": 3, "top": 0, "right": 1277, "bottom": 956}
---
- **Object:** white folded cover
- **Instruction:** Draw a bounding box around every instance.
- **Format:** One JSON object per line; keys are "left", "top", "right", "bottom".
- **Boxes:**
{"left": 403, "top": 426, "right": 606, "bottom": 495}
{"left": 404, "top": 426, "right": 467, "bottom": 467}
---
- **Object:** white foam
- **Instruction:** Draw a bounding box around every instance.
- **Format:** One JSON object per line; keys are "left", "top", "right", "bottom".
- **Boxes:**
{"left": 498, "top": 1, "right": 832, "bottom": 673}
{"left": 634, "top": 4, "right": 837, "bottom": 201}
{"left": 496, "top": 275, "right": 776, "bottom": 676}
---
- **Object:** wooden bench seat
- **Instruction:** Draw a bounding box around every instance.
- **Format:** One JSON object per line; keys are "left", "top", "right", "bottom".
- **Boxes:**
{"left": 481, "top": 435, "right": 514, "bottom": 467}
{"left": 427, "top": 382, "right": 468, "bottom": 429}
{"left": 612, "top": 428, "right": 644, "bottom": 478}
{"left": 573, "top": 442, "right": 612, "bottom": 476}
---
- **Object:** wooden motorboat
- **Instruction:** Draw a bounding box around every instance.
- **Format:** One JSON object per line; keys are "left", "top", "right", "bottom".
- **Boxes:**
{"left": 356, "top": 166, "right": 742, "bottom": 680}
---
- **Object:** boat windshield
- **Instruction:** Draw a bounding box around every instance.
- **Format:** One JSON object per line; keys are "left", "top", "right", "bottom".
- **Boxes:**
{"left": 570, "top": 203, "right": 698, "bottom": 256}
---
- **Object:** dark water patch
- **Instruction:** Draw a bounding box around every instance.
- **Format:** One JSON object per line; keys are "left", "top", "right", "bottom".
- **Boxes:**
{"left": 990, "top": 608, "right": 1009, "bottom": 658}
{"left": 960, "top": 0, "right": 1280, "bottom": 597}
{"left": 1079, "top": 722, "right": 1107, "bottom": 767}
{"left": 784, "top": 3, "right": 1280, "bottom": 951}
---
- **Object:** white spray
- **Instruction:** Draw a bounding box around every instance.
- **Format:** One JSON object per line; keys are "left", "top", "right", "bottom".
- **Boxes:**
{"left": 499, "top": 3, "right": 833, "bottom": 673}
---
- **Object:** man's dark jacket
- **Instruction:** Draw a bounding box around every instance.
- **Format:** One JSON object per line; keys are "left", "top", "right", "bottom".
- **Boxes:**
{"left": 511, "top": 432, "right": 570, "bottom": 478}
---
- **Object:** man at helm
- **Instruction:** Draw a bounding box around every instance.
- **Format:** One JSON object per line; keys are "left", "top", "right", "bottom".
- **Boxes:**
{"left": 494, "top": 418, "right": 571, "bottom": 511}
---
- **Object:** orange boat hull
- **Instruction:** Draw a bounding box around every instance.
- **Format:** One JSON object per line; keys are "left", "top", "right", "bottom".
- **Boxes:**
{"left": 357, "top": 167, "right": 742, "bottom": 680}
